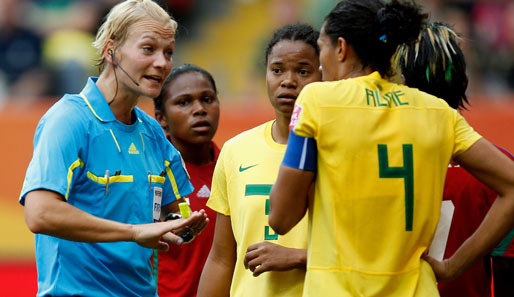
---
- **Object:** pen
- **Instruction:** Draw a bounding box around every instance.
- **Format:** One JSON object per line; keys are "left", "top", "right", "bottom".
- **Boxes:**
{"left": 104, "top": 170, "right": 110, "bottom": 195}
{"left": 148, "top": 171, "right": 152, "bottom": 192}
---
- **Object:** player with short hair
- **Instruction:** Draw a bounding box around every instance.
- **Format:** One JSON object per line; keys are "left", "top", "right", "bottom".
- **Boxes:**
{"left": 197, "top": 23, "right": 322, "bottom": 297}
{"left": 20, "top": 1, "right": 208, "bottom": 296}
{"left": 398, "top": 22, "right": 514, "bottom": 297}
{"left": 269, "top": 1, "right": 514, "bottom": 296}
{"left": 154, "top": 64, "right": 220, "bottom": 297}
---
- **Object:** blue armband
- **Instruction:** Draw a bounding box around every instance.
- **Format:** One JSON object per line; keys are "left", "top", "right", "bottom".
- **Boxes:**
{"left": 282, "top": 131, "right": 317, "bottom": 171}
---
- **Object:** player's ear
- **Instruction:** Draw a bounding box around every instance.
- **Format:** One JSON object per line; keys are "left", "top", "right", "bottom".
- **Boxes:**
{"left": 401, "top": 74, "right": 407, "bottom": 85}
{"left": 155, "top": 111, "right": 168, "bottom": 131}
{"left": 337, "top": 36, "right": 348, "bottom": 63}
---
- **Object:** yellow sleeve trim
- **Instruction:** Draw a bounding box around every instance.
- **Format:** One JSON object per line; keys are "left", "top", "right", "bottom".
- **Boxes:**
{"left": 65, "top": 158, "right": 84, "bottom": 199}
{"left": 164, "top": 160, "right": 182, "bottom": 200}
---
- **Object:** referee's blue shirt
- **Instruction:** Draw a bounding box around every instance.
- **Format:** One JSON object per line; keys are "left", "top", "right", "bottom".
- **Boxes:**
{"left": 20, "top": 77, "right": 194, "bottom": 297}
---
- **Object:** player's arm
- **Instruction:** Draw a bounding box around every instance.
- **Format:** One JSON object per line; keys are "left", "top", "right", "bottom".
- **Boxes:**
{"left": 269, "top": 131, "right": 316, "bottom": 235}
{"left": 424, "top": 138, "right": 514, "bottom": 281}
{"left": 197, "top": 213, "right": 236, "bottom": 297}
{"left": 244, "top": 241, "right": 306, "bottom": 276}
{"left": 24, "top": 189, "right": 207, "bottom": 250}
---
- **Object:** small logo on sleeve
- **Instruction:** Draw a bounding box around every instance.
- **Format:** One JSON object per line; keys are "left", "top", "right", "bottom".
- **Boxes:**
{"left": 289, "top": 104, "right": 303, "bottom": 131}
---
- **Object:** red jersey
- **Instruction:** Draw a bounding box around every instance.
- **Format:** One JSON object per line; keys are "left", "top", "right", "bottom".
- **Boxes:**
{"left": 438, "top": 146, "right": 514, "bottom": 297}
{"left": 157, "top": 143, "right": 219, "bottom": 297}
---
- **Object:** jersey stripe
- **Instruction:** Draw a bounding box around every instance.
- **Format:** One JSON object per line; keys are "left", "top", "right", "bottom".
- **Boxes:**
{"left": 109, "top": 129, "right": 121, "bottom": 152}
{"left": 80, "top": 92, "right": 103, "bottom": 122}
{"left": 65, "top": 158, "right": 84, "bottom": 199}
{"left": 164, "top": 160, "right": 181, "bottom": 200}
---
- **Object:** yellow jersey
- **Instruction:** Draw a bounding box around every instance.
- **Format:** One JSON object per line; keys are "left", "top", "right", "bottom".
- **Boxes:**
{"left": 208, "top": 121, "right": 308, "bottom": 297}
{"left": 291, "top": 72, "right": 481, "bottom": 296}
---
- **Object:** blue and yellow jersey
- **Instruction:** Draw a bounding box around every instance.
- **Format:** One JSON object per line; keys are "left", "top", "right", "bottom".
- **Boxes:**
{"left": 208, "top": 121, "right": 308, "bottom": 297}
{"left": 20, "top": 77, "right": 193, "bottom": 297}
{"left": 290, "top": 72, "right": 481, "bottom": 296}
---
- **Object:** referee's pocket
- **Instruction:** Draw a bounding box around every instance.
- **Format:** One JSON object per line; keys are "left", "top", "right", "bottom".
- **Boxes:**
{"left": 86, "top": 170, "right": 133, "bottom": 197}
{"left": 86, "top": 171, "right": 133, "bottom": 184}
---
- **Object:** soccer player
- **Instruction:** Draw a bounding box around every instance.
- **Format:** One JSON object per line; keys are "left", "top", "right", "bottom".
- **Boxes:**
{"left": 398, "top": 22, "right": 514, "bottom": 297}
{"left": 19, "top": 1, "right": 208, "bottom": 296}
{"left": 197, "top": 23, "right": 322, "bottom": 297}
{"left": 269, "top": 0, "right": 514, "bottom": 296}
{"left": 154, "top": 64, "right": 220, "bottom": 297}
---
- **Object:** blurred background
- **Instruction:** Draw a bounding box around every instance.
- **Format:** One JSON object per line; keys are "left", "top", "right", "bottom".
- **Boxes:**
{"left": 1, "top": 0, "right": 513, "bottom": 295}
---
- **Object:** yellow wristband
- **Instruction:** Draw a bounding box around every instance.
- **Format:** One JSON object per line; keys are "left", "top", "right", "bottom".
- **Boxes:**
{"left": 179, "top": 202, "right": 191, "bottom": 218}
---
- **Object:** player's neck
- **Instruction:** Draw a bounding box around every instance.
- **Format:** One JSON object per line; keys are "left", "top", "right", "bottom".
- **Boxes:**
{"left": 272, "top": 114, "right": 291, "bottom": 145}
{"left": 171, "top": 138, "right": 213, "bottom": 166}
{"left": 97, "top": 73, "right": 139, "bottom": 125}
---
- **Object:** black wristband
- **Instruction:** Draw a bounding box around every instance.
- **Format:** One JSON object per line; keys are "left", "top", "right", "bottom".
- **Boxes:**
{"left": 164, "top": 212, "right": 181, "bottom": 221}
{"left": 163, "top": 213, "right": 194, "bottom": 243}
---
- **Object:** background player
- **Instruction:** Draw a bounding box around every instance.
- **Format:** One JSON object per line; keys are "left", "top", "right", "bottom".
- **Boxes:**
{"left": 398, "top": 22, "right": 514, "bottom": 297}
{"left": 269, "top": 0, "right": 514, "bottom": 296}
{"left": 197, "top": 23, "right": 321, "bottom": 297}
{"left": 154, "top": 64, "right": 220, "bottom": 297}
{"left": 19, "top": 1, "right": 208, "bottom": 296}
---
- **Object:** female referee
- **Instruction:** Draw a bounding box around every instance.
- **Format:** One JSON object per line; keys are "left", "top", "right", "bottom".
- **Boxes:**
{"left": 20, "top": 1, "right": 208, "bottom": 296}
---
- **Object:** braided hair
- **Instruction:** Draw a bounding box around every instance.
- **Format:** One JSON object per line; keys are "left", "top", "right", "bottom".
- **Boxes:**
{"left": 398, "top": 22, "right": 469, "bottom": 110}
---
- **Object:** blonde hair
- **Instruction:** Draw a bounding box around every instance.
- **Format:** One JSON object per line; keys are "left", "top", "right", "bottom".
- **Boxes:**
{"left": 92, "top": 0, "right": 177, "bottom": 68}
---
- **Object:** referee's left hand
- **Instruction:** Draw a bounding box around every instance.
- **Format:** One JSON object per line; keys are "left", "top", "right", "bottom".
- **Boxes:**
{"left": 132, "top": 210, "right": 209, "bottom": 251}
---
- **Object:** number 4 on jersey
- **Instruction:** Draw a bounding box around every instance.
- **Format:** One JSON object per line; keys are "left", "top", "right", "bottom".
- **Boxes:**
{"left": 378, "top": 144, "right": 414, "bottom": 231}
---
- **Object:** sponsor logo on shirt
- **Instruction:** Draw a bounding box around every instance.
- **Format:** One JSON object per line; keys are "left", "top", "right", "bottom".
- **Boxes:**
{"left": 239, "top": 164, "right": 257, "bottom": 172}
{"left": 128, "top": 143, "right": 140, "bottom": 154}
{"left": 196, "top": 185, "right": 211, "bottom": 198}
{"left": 289, "top": 104, "right": 303, "bottom": 131}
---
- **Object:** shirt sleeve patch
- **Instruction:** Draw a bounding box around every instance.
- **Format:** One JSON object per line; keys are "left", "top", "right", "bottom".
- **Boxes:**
{"left": 289, "top": 104, "right": 303, "bottom": 131}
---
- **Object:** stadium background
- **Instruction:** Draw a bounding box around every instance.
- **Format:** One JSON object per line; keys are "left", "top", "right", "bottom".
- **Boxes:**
{"left": 0, "top": 0, "right": 513, "bottom": 295}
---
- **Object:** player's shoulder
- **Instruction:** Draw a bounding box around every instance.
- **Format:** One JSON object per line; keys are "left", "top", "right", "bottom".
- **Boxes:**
{"left": 39, "top": 93, "right": 90, "bottom": 129}
{"left": 218, "top": 121, "right": 271, "bottom": 163}
{"left": 224, "top": 121, "right": 270, "bottom": 148}
{"left": 300, "top": 79, "right": 364, "bottom": 102}
{"left": 413, "top": 89, "right": 451, "bottom": 108}
{"left": 48, "top": 93, "right": 89, "bottom": 115}
{"left": 302, "top": 80, "right": 346, "bottom": 93}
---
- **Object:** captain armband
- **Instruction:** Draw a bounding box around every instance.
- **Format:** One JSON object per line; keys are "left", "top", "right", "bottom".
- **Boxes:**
{"left": 282, "top": 131, "right": 317, "bottom": 171}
